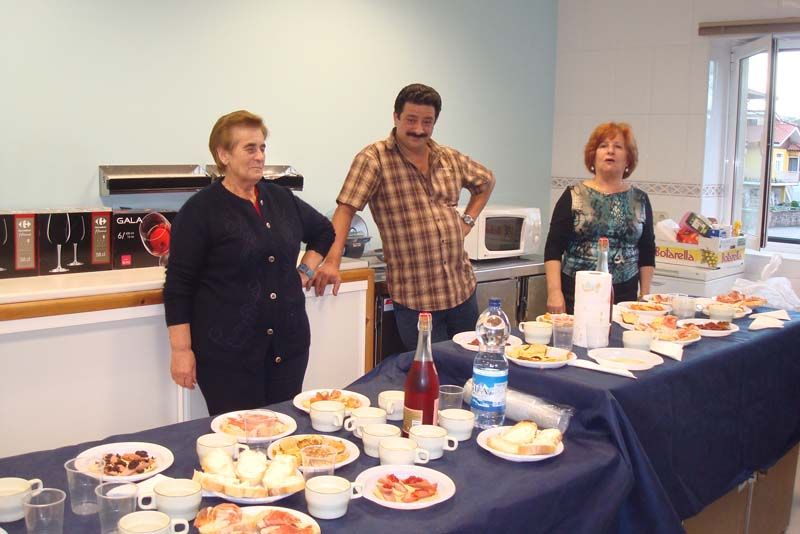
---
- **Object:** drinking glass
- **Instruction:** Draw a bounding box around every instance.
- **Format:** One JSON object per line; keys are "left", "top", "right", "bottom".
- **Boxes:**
{"left": 139, "top": 212, "right": 171, "bottom": 267}
{"left": 301, "top": 445, "right": 336, "bottom": 481}
{"left": 438, "top": 385, "right": 464, "bottom": 410}
{"left": 23, "top": 488, "right": 65, "bottom": 534}
{"left": 64, "top": 457, "right": 101, "bottom": 515}
{"left": 66, "top": 213, "right": 86, "bottom": 267}
{"left": 672, "top": 294, "right": 696, "bottom": 319}
{"left": 46, "top": 213, "right": 71, "bottom": 273}
{"left": 551, "top": 314, "right": 574, "bottom": 351}
{"left": 96, "top": 482, "right": 137, "bottom": 534}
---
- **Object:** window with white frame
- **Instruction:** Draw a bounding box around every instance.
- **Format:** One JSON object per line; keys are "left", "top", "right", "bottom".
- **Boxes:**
{"left": 725, "top": 35, "right": 800, "bottom": 248}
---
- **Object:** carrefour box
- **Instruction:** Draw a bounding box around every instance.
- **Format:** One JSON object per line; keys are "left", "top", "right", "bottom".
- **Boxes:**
{"left": 655, "top": 236, "right": 745, "bottom": 269}
{"left": 112, "top": 209, "right": 176, "bottom": 269}
{"left": 0, "top": 211, "right": 39, "bottom": 278}
{"left": 36, "top": 209, "right": 112, "bottom": 275}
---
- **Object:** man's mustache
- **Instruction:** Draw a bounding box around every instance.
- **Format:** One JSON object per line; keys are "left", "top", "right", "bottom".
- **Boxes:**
{"left": 407, "top": 132, "right": 427, "bottom": 138}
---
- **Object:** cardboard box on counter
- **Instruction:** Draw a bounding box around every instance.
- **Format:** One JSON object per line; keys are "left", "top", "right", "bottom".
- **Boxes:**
{"left": 655, "top": 236, "right": 745, "bottom": 270}
{"left": 0, "top": 211, "right": 39, "bottom": 279}
{"left": 112, "top": 209, "right": 176, "bottom": 269}
{"left": 36, "top": 209, "right": 112, "bottom": 275}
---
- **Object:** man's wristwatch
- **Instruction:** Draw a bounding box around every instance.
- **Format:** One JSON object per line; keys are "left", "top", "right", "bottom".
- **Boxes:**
{"left": 297, "top": 263, "right": 314, "bottom": 278}
{"left": 461, "top": 213, "right": 476, "bottom": 227}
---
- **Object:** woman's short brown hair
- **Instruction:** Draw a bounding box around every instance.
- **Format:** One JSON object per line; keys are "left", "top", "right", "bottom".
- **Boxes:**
{"left": 209, "top": 110, "right": 269, "bottom": 172}
{"left": 584, "top": 122, "right": 638, "bottom": 179}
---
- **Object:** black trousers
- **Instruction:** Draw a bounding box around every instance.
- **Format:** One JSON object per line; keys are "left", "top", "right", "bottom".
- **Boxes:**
{"left": 195, "top": 349, "right": 309, "bottom": 416}
{"left": 561, "top": 272, "right": 639, "bottom": 315}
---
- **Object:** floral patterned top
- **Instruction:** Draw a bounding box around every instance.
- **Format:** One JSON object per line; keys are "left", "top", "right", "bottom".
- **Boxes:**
{"left": 544, "top": 183, "right": 655, "bottom": 284}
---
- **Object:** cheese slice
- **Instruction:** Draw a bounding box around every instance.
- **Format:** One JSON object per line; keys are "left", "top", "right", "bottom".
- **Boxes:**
{"left": 649, "top": 340, "right": 683, "bottom": 361}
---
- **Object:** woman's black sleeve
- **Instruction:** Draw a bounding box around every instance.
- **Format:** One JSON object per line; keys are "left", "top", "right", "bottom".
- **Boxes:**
{"left": 544, "top": 188, "right": 574, "bottom": 262}
{"left": 638, "top": 193, "right": 656, "bottom": 267}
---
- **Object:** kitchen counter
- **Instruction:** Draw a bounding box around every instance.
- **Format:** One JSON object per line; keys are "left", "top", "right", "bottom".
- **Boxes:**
{"left": 368, "top": 253, "right": 545, "bottom": 283}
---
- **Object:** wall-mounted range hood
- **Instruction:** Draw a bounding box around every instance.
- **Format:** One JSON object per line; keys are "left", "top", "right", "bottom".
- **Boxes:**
{"left": 99, "top": 165, "right": 210, "bottom": 195}
{"left": 99, "top": 164, "right": 304, "bottom": 195}
{"left": 206, "top": 164, "right": 304, "bottom": 191}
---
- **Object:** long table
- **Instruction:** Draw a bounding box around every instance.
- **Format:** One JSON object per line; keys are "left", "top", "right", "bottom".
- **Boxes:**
{"left": 0, "top": 358, "right": 631, "bottom": 534}
{"left": 429, "top": 310, "right": 800, "bottom": 533}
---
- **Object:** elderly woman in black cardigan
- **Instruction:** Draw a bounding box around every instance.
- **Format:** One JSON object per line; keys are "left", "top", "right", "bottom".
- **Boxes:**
{"left": 163, "top": 110, "right": 334, "bottom": 415}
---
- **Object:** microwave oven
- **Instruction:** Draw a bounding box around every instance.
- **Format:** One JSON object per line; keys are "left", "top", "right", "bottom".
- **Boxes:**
{"left": 459, "top": 205, "right": 541, "bottom": 260}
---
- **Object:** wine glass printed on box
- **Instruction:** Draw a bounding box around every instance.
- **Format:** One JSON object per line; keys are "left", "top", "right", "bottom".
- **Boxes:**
{"left": 139, "top": 212, "right": 171, "bottom": 266}
{"left": 0, "top": 217, "right": 7, "bottom": 271}
{"left": 46, "top": 213, "right": 71, "bottom": 273}
{"left": 67, "top": 213, "right": 86, "bottom": 267}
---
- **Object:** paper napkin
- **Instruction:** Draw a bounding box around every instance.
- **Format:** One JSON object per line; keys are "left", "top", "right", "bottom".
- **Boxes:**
{"left": 749, "top": 309, "right": 790, "bottom": 321}
{"left": 749, "top": 317, "right": 784, "bottom": 330}
{"left": 567, "top": 358, "right": 637, "bottom": 379}
{"left": 649, "top": 340, "right": 683, "bottom": 361}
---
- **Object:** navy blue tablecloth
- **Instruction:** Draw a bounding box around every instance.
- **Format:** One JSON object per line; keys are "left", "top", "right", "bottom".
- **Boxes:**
{"left": 0, "top": 356, "right": 631, "bottom": 534}
{"left": 427, "top": 309, "right": 800, "bottom": 533}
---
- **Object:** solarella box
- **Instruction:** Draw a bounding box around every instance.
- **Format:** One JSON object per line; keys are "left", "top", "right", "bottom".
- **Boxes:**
{"left": 0, "top": 211, "right": 39, "bottom": 278}
{"left": 36, "top": 209, "right": 112, "bottom": 275}
{"left": 112, "top": 209, "right": 177, "bottom": 269}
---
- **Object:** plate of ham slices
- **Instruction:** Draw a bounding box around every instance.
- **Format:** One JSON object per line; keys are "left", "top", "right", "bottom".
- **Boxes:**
{"left": 195, "top": 503, "right": 320, "bottom": 534}
{"left": 452, "top": 331, "right": 523, "bottom": 352}
{"left": 211, "top": 409, "right": 297, "bottom": 444}
{"left": 355, "top": 465, "right": 455, "bottom": 510}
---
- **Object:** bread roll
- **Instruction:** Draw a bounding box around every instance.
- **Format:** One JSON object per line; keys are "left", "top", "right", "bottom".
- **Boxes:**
{"left": 235, "top": 450, "right": 267, "bottom": 485}
{"left": 200, "top": 449, "right": 236, "bottom": 477}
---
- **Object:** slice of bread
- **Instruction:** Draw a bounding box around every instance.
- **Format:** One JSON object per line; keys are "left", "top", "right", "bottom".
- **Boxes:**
{"left": 486, "top": 421, "right": 563, "bottom": 456}
{"left": 501, "top": 421, "right": 538, "bottom": 444}
{"left": 235, "top": 450, "right": 268, "bottom": 485}
{"left": 262, "top": 454, "right": 303, "bottom": 495}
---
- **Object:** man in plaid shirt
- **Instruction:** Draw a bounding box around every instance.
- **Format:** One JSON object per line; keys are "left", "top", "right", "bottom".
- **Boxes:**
{"left": 313, "top": 83, "right": 495, "bottom": 350}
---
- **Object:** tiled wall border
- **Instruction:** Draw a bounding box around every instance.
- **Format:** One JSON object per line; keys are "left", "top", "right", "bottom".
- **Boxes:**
{"left": 551, "top": 177, "right": 724, "bottom": 198}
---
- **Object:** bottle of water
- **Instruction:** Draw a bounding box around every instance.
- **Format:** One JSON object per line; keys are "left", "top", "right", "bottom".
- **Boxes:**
{"left": 471, "top": 297, "right": 510, "bottom": 429}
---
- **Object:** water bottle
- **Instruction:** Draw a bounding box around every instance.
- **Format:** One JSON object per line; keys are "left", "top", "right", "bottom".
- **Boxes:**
{"left": 470, "top": 297, "right": 510, "bottom": 429}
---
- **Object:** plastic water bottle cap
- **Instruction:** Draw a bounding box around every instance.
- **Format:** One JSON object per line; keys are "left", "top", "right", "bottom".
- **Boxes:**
{"left": 488, "top": 297, "right": 501, "bottom": 308}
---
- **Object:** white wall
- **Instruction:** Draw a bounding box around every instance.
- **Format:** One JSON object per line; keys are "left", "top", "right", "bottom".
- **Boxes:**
{"left": 0, "top": 0, "right": 557, "bottom": 248}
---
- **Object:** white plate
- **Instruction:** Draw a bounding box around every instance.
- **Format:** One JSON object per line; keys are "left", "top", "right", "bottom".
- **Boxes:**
{"left": 355, "top": 465, "right": 456, "bottom": 511}
{"left": 534, "top": 313, "right": 573, "bottom": 324}
{"left": 677, "top": 318, "right": 740, "bottom": 337}
{"left": 267, "top": 435, "right": 360, "bottom": 471}
{"left": 239, "top": 505, "right": 320, "bottom": 533}
{"left": 452, "top": 331, "right": 523, "bottom": 352}
{"left": 642, "top": 293, "right": 677, "bottom": 304}
{"left": 210, "top": 410, "right": 297, "bottom": 444}
{"left": 701, "top": 305, "right": 752, "bottom": 319}
{"left": 617, "top": 301, "right": 672, "bottom": 316}
{"left": 292, "top": 389, "right": 371, "bottom": 415}
{"left": 656, "top": 330, "right": 701, "bottom": 345}
{"left": 588, "top": 347, "right": 664, "bottom": 371}
{"left": 76, "top": 442, "right": 174, "bottom": 483}
{"left": 201, "top": 469, "right": 303, "bottom": 505}
{"left": 506, "top": 346, "right": 577, "bottom": 369}
{"left": 476, "top": 427, "right": 565, "bottom": 462}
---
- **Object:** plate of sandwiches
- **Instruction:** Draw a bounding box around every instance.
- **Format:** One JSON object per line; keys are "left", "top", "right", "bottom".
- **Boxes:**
{"left": 617, "top": 301, "right": 672, "bottom": 316}
{"left": 505, "top": 344, "right": 576, "bottom": 369}
{"left": 355, "top": 465, "right": 456, "bottom": 510}
{"left": 194, "top": 503, "right": 320, "bottom": 534}
{"left": 642, "top": 293, "right": 678, "bottom": 305}
{"left": 534, "top": 313, "right": 574, "bottom": 324}
{"left": 714, "top": 290, "right": 767, "bottom": 309}
{"left": 267, "top": 434, "right": 360, "bottom": 470}
{"left": 452, "top": 331, "right": 523, "bottom": 352}
{"left": 292, "top": 389, "right": 370, "bottom": 414}
{"left": 676, "top": 318, "right": 740, "bottom": 337}
{"left": 76, "top": 442, "right": 174, "bottom": 482}
{"left": 193, "top": 449, "right": 304, "bottom": 504}
{"left": 210, "top": 409, "right": 297, "bottom": 444}
{"left": 477, "top": 421, "right": 564, "bottom": 462}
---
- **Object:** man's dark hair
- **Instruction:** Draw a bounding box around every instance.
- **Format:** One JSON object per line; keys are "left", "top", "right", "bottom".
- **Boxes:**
{"left": 394, "top": 84, "right": 442, "bottom": 119}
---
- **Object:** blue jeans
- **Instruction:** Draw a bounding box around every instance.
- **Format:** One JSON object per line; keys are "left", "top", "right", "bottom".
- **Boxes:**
{"left": 393, "top": 292, "right": 479, "bottom": 352}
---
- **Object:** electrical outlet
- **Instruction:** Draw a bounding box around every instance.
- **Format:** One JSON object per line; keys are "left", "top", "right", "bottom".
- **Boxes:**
{"left": 654, "top": 211, "right": 669, "bottom": 223}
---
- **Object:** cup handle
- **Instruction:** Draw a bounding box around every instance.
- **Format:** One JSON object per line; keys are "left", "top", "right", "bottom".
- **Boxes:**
{"left": 344, "top": 417, "right": 355, "bottom": 432}
{"left": 415, "top": 448, "right": 430, "bottom": 464}
{"left": 444, "top": 437, "right": 458, "bottom": 451}
{"left": 518, "top": 321, "right": 527, "bottom": 330}
{"left": 351, "top": 481, "right": 364, "bottom": 499}
{"left": 137, "top": 493, "right": 157, "bottom": 510}
{"left": 236, "top": 443, "right": 250, "bottom": 454}
{"left": 385, "top": 400, "right": 395, "bottom": 415}
{"left": 333, "top": 414, "right": 344, "bottom": 426}
{"left": 28, "top": 479, "right": 43, "bottom": 495}
{"left": 171, "top": 518, "right": 190, "bottom": 533}
{"left": 354, "top": 424, "right": 365, "bottom": 439}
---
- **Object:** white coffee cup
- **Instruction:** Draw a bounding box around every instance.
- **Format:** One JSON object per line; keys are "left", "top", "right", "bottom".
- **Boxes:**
{"left": 137, "top": 479, "right": 201, "bottom": 521}
{"left": 622, "top": 330, "right": 654, "bottom": 351}
{"left": 118, "top": 510, "right": 189, "bottom": 533}
{"left": 304, "top": 475, "right": 363, "bottom": 520}
{"left": 518, "top": 321, "right": 553, "bottom": 344}
{"left": 196, "top": 433, "right": 248, "bottom": 461}
{"left": 379, "top": 437, "right": 430, "bottom": 466}
{"left": 343, "top": 407, "right": 387, "bottom": 435}
{"left": 377, "top": 390, "right": 405, "bottom": 421}
{"left": 359, "top": 423, "right": 402, "bottom": 458}
{"left": 408, "top": 425, "right": 458, "bottom": 460}
{"left": 310, "top": 400, "right": 346, "bottom": 432}
{"left": 438, "top": 409, "right": 475, "bottom": 442}
{"left": 0, "top": 477, "right": 42, "bottom": 522}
